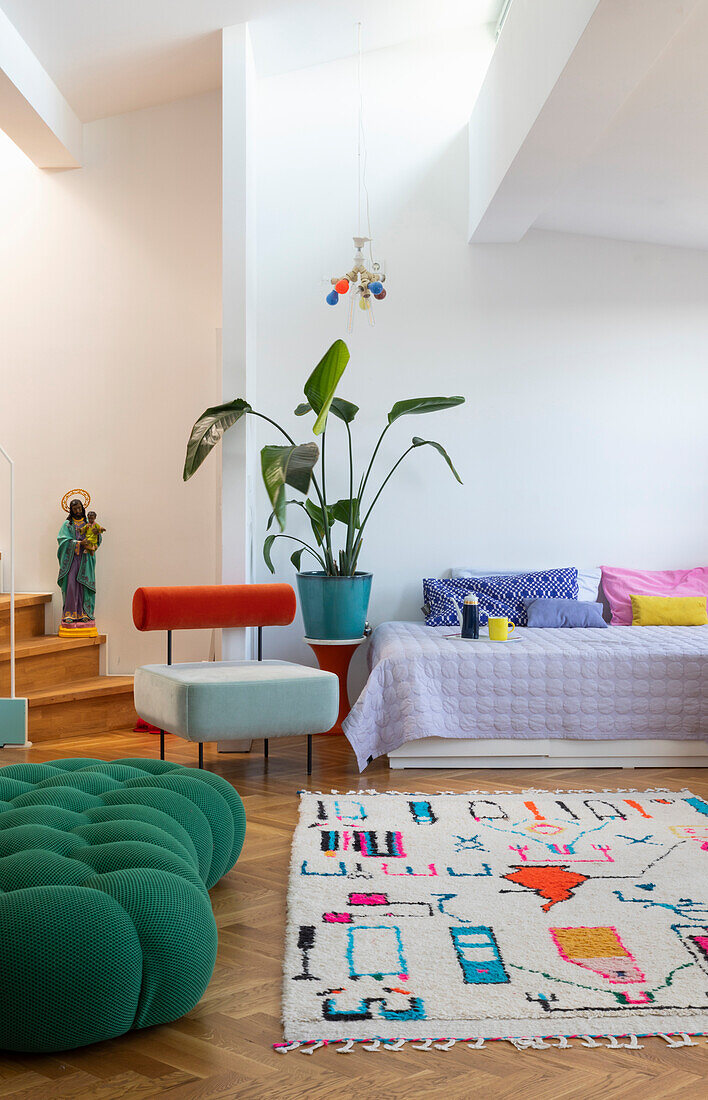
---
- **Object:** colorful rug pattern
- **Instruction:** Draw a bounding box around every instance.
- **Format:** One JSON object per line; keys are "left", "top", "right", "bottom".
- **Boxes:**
{"left": 281, "top": 789, "right": 708, "bottom": 1048}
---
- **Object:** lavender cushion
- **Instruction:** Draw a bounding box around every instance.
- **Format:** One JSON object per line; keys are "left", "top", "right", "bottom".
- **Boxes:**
{"left": 524, "top": 598, "right": 607, "bottom": 629}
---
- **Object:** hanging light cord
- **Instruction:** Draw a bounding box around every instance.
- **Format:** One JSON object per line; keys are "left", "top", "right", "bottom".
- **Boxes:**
{"left": 356, "top": 22, "right": 374, "bottom": 266}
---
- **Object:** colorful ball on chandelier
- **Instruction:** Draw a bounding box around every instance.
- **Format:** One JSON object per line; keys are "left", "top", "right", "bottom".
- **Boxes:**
{"left": 358, "top": 296, "right": 372, "bottom": 311}
{"left": 368, "top": 281, "right": 383, "bottom": 295}
{"left": 326, "top": 289, "right": 339, "bottom": 306}
{"left": 373, "top": 288, "right": 387, "bottom": 300}
{"left": 335, "top": 278, "right": 350, "bottom": 294}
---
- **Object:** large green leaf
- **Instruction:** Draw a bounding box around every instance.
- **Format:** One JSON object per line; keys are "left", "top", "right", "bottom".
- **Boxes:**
{"left": 263, "top": 534, "right": 278, "bottom": 573}
{"left": 411, "top": 436, "right": 463, "bottom": 483}
{"left": 304, "top": 498, "right": 332, "bottom": 542}
{"left": 387, "top": 396, "right": 465, "bottom": 425}
{"left": 262, "top": 534, "right": 323, "bottom": 576}
{"left": 304, "top": 340, "right": 350, "bottom": 435}
{"left": 261, "top": 443, "right": 319, "bottom": 531}
{"left": 296, "top": 396, "right": 358, "bottom": 424}
{"left": 263, "top": 533, "right": 324, "bottom": 574}
{"left": 266, "top": 498, "right": 303, "bottom": 531}
{"left": 183, "top": 398, "right": 251, "bottom": 481}
{"left": 266, "top": 497, "right": 332, "bottom": 546}
{"left": 331, "top": 497, "right": 360, "bottom": 528}
{"left": 330, "top": 397, "right": 359, "bottom": 423}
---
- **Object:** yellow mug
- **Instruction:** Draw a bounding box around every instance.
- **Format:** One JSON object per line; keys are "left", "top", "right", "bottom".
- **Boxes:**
{"left": 488, "top": 616, "right": 516, "bottom": 641}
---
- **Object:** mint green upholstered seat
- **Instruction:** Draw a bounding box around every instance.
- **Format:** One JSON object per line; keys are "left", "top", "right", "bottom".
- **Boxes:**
{"left": 134, "top": 660, "right": 339, "bottom": 742}
{"left": 0, "top": 758, "right": 245, "bottom": 1053}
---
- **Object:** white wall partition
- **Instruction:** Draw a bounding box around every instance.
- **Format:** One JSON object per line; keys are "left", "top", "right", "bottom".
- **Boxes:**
{"left": 221, "top": 23, "right": 257, "bottom": 661}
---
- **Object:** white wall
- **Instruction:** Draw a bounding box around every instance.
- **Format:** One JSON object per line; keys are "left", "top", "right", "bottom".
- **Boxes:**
{"left": 0, "top": 91, "right": 222, "bottom": 673}
{"left": 243, "top": 33, "right": 708, "bottom": 686}
{"left": 221, "top": 24, "right": 257, "bottom": 663}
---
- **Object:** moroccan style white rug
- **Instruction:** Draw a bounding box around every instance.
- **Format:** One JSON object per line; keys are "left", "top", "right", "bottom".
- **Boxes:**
{"left": 279, "top": 789, "right": 708, "bottom": 1052}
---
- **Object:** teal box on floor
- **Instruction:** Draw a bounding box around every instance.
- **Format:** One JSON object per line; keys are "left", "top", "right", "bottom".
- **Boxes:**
{"left": 0, "top": 698, "right": 28, "bottom": 744}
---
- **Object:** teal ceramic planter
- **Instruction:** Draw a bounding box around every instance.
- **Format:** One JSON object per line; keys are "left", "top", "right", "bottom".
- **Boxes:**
{"left": 297, "top": 572, "right": 372, "bottom": 640}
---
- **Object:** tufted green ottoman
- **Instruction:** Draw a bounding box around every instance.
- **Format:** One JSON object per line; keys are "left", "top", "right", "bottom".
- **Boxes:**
{"left": 0, "top": 757, "right": 246, "bottom": 1053}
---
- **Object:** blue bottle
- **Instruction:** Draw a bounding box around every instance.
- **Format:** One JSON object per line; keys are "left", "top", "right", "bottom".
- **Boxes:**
{"left": 461, "top": 594, "right": 480, "bottom": 639}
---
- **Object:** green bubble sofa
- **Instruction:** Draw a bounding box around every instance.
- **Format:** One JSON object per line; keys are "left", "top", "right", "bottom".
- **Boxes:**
{"left": 0, "top": 757, "right": 246, "bottom": 1053}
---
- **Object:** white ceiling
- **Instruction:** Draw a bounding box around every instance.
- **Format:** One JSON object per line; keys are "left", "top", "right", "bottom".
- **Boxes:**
{"left": 0, "top": 0, "right": 501, "bottom": 122}
{"left": 534, "top": 1, "right": 708, "bottom": 250}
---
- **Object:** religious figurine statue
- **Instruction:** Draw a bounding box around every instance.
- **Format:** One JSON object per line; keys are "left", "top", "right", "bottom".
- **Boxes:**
{"left": 57, "top": 489, "right": 102, "bottom": 638}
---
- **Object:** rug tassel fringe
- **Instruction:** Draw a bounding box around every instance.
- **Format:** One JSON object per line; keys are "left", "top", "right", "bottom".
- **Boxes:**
{"left": 510, "top": 1037, "right": 550, "bottom": 1050}
{"left": 301, "top": 1040, "right": 325, "bottom": 1054}
{"left": 659, "top": 1032, "right": 698, "bottom": 1048}
{"left": 275, "top": 1030, "right": 704, "bottom": 1053}
{"left": 298, "top": 787, "right": 685, "bottom": 798}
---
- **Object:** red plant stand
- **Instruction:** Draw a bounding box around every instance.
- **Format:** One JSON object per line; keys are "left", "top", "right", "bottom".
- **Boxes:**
{"left": 304, "top": 636, "right": 367, "bottom": 734}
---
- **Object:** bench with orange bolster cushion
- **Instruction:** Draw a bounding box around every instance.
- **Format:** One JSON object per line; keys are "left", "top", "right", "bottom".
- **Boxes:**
{"left": 132, "top": 584, "right": 338, "bottom": 773}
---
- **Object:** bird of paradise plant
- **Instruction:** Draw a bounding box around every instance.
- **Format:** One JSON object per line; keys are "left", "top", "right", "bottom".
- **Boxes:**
{"left": 183, "top": 340, "right": 464, "bottom": 576}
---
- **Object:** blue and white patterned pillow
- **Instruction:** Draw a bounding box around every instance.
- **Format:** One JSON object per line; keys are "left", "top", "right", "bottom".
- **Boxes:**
{"left": 423, "top": 569, "right": 579, "bottom": 628}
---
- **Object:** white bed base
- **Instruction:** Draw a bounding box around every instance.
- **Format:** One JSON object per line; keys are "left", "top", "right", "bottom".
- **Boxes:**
{"left": 387, "top": 737, "right": 708, "bottom": 769}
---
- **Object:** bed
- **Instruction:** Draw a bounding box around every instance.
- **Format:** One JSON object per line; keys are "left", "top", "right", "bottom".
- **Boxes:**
{"left": 342, "top": 621, "right": 708, "bottom": 770}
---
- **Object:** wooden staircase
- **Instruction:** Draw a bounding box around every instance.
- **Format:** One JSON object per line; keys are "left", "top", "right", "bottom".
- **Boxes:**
{"left": 1, "top": 593, "right": 136, "bottom": 741}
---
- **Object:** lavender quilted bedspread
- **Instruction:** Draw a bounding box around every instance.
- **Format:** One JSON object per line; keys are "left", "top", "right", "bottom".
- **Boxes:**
{"left": 342, "top": 621, "right": 708, "bottom": 769}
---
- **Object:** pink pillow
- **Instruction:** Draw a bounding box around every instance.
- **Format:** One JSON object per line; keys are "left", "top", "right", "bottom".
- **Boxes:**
{"left": 600, "top": 566, "right": 708, "bottom": 625}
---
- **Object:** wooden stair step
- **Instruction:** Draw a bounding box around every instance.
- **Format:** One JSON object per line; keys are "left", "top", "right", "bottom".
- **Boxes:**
{"left": 26, "top": 676, "right": 138, "bottom": 742}
{"left": 27, "top": 676, "right": 135, "bottom": 707}
{"left": 0, "top": 593, "right": 52, "bottom": 643}
{"left": 0, "top": 634, "right": 105, "bottom": 659}
{"left": 0, "top": 634, "right": 106, "bottom": 694}
{"left": 0, "top": 593, "right": 52, "bottom": 610}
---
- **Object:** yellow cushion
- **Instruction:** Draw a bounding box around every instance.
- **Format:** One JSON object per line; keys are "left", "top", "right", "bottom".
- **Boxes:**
{"left": 630, "top": 594, "right": 708, "bottom": 626}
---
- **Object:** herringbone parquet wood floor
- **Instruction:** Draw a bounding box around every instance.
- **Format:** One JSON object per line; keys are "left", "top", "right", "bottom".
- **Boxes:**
{"left": 1, "top": 729, "right": 708, "bottom": 1099}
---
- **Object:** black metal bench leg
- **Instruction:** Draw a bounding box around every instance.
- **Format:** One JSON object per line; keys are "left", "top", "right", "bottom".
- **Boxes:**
{"left": 307, "top": 735, "right": 312, "bottom": 776}
{"left": 264, "top": 737, "right": 269, "bottom": 760}
{"left": 160, "top": 730, "right": 165, "bottom": 760}
{"left": 198, "top": 742, "right": 204, "bottom": 769}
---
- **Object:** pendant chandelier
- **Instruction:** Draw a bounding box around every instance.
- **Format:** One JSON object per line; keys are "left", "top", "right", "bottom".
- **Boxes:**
{"left": 325, "top": 23, "right": 387, "bottom": 329}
